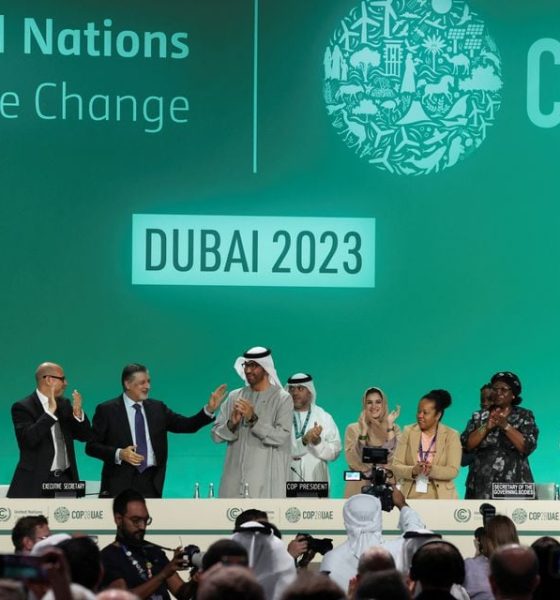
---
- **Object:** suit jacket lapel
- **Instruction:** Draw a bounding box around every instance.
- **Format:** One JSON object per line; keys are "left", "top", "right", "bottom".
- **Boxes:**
{"left": 409, "top": 426, "right": 421, "bottom": 464}
{"left": 118, "top": 396, "right": 135, "bottom": 447}
{"left": 433, "top": 425, "right": 446, "bottom": 465}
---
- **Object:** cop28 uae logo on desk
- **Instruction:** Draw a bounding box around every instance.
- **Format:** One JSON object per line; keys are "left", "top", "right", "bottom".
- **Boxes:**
{"left": 323, "top": 0, "right": 502, "bottom": 175}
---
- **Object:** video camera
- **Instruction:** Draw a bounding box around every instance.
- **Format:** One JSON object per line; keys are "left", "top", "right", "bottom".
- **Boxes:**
{"left": 344, "top": 447, "right": 394, "bottom": 512}
{"left": 181, "top": 544, "right": 204, "bottom": 570}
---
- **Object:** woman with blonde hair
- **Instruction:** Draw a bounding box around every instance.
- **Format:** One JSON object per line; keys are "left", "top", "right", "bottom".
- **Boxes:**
{"left": 344, "top": 387, "right": 400, "bottom": 497}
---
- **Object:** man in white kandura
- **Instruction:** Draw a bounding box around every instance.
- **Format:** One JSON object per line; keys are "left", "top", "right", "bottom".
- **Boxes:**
{"left": 212, "top": 347, "right": 293, "bottom": 498}
{"left": 286, "top": 373, "right": 341, "bottom": 487}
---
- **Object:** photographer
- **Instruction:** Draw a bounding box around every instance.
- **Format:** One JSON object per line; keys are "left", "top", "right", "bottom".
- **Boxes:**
{"left": 100, "top": 489, "right": 195, "bottom": 600}
{"left": 320, "top": 488, "right": 424, "bottom": 593}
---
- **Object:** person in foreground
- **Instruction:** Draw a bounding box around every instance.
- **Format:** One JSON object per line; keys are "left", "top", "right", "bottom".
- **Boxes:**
{"left": 320, "top": 487, "right": 425, "bottom": 592}
{"left": 392, "top": 389, "right": 461, "bottom": 499}
{"left": 86, "top": 363, "right": 227, "bottom": 497}
{"left": 100, "top": 489, "right": 194, "bottom": 600}
{"left": 8, "top": 362, "right": 91, "bottom": 498}
{"left": 489, "top": 544, "right": 540, "bottom": 600}
{"left": 212, "top": 346, "right": 293, "bottom": 498}
{"left": 409, "top": 540, "right": 465, "bottom": 599}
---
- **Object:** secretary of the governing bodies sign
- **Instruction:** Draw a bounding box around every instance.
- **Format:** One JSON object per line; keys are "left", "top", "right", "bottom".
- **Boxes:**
{"left": 132, "top": 214, "right": 375, "bottom": 288}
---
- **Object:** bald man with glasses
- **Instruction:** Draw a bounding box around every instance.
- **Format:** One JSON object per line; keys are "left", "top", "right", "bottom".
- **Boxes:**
{"left": 7, "top": 361, "right": 92, "bottom": 497}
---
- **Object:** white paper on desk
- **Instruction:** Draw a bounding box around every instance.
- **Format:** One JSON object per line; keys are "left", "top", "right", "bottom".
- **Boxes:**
{"left": 415, "top": 474, "right": 429, "bottom": 494}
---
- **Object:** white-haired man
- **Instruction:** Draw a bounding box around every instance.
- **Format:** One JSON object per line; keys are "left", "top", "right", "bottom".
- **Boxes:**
{"left": 212, "top": 347, "right": 293, "bottom": 498}
{"left": 286, "top": 373, "right": 341, "bottom": 487}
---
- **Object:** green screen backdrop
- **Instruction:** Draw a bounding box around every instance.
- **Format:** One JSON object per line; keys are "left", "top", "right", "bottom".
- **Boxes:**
{"left": 1, "top": 0, "right": 559, "bottom": 498}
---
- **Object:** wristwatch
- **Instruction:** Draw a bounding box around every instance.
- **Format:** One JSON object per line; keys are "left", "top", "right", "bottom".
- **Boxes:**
{"left": 248, "top": 413, "right": 259, "bottom": 426}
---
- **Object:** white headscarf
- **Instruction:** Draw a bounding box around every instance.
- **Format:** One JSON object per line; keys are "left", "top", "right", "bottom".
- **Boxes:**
{"left": 284, "top": 373, "right": 317, "bottom": 404}
{"left": 232, "top": 521, "right": 296, "bottom": 600}
{"left": 343, "top": 494, "right": 384, "bottom": 560}
{"left": 234, "top": 346, "right": 282, "bottom": 388}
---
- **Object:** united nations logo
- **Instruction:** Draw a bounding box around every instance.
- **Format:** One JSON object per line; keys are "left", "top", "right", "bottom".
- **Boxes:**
{"left": 285, "top": 507, "right": 302, "bottom": 524}
{"left": 0, "top": 507, "right": 12, "bottom": 522}
{"left": 511, "top": 508, "right": 527, "bottom": 525}
{"left": 53, "top": 506, "right": 70, "bottom": 524}
{"left": 453, "top": 507, "right": 472, "bottom": 523}
{"left": 324, "top": 0, "right": 502, "bottom": 175}
{"left": 226, "top": 507, "right": 242, "bottom": 522}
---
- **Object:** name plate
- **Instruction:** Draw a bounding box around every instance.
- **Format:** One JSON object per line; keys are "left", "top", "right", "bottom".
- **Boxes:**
{"left": 492, "top": 483, "right": 536, "bottom": 500}
{"left": 41, "top": 481, "right": 86, "bottom": 498}
{"left": 286, "top": 482, "right": 329, "bottom": 498}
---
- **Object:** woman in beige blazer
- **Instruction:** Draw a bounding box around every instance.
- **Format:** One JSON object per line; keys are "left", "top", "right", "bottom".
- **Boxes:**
{"left": 391, "top": 389, "right": 461, "bottom": 499}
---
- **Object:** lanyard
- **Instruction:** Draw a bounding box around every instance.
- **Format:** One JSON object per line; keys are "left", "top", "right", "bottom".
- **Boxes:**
{"left": 418, "top": 430, "right": 437, "bottom": 462}
{"left": 119, "top": 542, "right": 153, "bottom": 581}
{"left": 293, "top": 411, "right": 312, "bottom": 439}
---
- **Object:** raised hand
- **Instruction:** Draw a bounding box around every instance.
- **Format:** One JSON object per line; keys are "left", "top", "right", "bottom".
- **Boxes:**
{"left": 388, "top": 405, "right": 401, "bottom": 427}
{"left": 72, "top": 389, "right": 83, "bottom": 418}
{"left": 207, "top": 384, "right": 228, "bottom": 413}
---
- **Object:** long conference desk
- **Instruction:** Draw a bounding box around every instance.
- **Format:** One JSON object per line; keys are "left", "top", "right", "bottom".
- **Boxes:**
{"left": 1, "top": 498, "right": 560, "bottom": 558}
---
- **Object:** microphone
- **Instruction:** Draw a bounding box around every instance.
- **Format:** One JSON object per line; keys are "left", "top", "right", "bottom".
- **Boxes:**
{"left": 290, "top": 466, "right": 306, "bottom": 482}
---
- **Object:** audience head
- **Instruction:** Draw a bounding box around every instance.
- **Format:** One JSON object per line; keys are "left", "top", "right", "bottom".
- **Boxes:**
{"left": 11, "top": 515, "right": 50, "bottom": 553}
{"left": 198, "top": 565, "right": 264, "bottom": 600}
{"left": 484, "top": 515, "right": 519, "bottom": 556}
{"left": 409, "top": 540, "right": 465, "bottom": 591}
{"left": 357, "top": 547, "right": 396, "bottom": 576}
{"left": 355, "top": 569, "right": 410, "bottom": 600}
{"left": 96, "top": 592, "right": 139, "bottom": 600}
{"left": 234, "top": 509, "right": 269, "bottom": 529}
{"left": 530, "top": 536, "right": 560, "bottom": 600}
{"left": 489, "top": 544, "right": 539, "bottom": 599}
{"left": 57, "top": 536, "right": 103, "bottom": 591}
{"left": 202, "top": 539, "right": 249, "bottom": 571}
{"left": 280, "top": 571, "right": 345, "bottom": 600}
{"left": 112, "top": 489, "right": 150, "bottom": 543}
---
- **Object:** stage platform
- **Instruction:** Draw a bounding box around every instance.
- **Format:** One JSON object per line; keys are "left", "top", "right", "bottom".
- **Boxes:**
{"left": 1, "top": 499, "right": 559, "bottom": 557}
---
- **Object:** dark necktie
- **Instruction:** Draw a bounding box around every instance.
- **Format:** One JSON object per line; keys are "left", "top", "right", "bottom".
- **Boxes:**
{"left": 133, "top": 404, "right": 148, "bottom": 473}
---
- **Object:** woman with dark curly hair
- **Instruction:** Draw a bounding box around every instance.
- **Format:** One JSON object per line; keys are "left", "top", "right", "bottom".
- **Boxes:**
{"left": 391, "top": 389, "right": 461, "bottom": 499}
{"left": 461, "top": 371, "right": 539, "bottom": 499}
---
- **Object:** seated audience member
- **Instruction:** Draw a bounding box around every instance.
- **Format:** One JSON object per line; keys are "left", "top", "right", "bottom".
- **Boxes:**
{"left": 408, "top": 541, "right": 465, "bottom": 599}
{"left": 202, "top": 539, "right": 249, "bottom": 570}
{"left": 280, "top": 571, "right": 345, "bottom": 600}
{"left": 355, "top": 569, "right": 410, "bottom": 600}
{"left": 320, "top": 488, "right": 424, "bottom": 592}
{"left": 530, "top": 536, "right": 560, "bottom": 600}
{"left": 233, "top": 508, "right": 315, "bottom": 567}
{"left": 489, "top": 545, "right": 540, "bottom": 600}
{"left": 232, "top": 521, "right": 296, "bottom": 600}
{"left": 11, "top": 515, "right": 51, "bottom": 553}
{"left": 197, "top": 565, "right": 264, "bottom": 600}
{"left": 100, "top": 489, "right": 193, "bottom": 600}
{"left": 464, "top": 515, "right": 519, "bottom": 600}
{"left": 57, "top": 537, "right": 103, "bottom": 592}
{"left": 348, "top": 547, "right": 396, "bottom": 599}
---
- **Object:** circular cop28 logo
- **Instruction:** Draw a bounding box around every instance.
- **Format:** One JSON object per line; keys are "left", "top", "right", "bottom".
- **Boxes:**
{"left": 285, "top": 507, "right": 302, "bottom": 523}
{"left": 323, "top": 0, "right": 502, "bottom": 175}
{"left": 511, "top": 508, "right": 528, "bottom": 525}
{"left": 54, "top": 506, "right": 70, "bottom": 524}
{"left": 454, "top": 507, "right": 472, "bottom": 523}
{"left": 0, "top": 507, "right": 12, "bottom": 522}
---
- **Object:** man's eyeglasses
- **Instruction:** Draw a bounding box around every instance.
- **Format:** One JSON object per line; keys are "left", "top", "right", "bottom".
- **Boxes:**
{"left": 44, "top": 374, "right": 67, "bottom": 381}
{"left": 126, "top": 515, "right": 153, "bottom": 526}
{"left": 242, "top": 361, "right": 261, "bottom": 370}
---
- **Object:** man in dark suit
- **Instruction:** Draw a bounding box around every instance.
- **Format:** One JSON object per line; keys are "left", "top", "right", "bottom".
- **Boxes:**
{"left": 8, "top": 362, "right": 92, "bottom": 498}
{"left": 86, "top": 363, "right": 227, "bottom": 498}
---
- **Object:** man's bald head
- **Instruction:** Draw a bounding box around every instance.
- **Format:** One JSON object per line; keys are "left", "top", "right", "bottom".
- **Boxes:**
{"left": 490, "top": 544, "right": 540, "bottom": 599}
{"left": 358, "top": 546, "right": 395, "bottom": 576}
{"left": 35, "top": 362, "right": 63, "bottom": 383}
